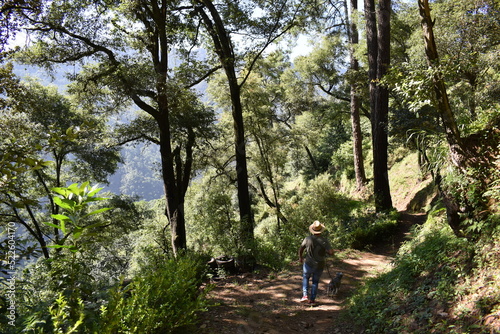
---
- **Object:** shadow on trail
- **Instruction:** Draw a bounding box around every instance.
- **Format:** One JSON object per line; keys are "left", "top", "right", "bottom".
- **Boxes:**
{"left": 198, "top": 212, "right": 427, "bottom": 333}
{"left": 199, "top": 250, "right": 393, "bottom": 334}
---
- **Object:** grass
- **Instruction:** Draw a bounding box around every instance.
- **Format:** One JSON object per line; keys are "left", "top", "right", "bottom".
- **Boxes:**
{"left": 388, "top": 151, "right": 436, "bottom": 212}
{"left": 343, "top": 206, "right": 500, "bottom": 333}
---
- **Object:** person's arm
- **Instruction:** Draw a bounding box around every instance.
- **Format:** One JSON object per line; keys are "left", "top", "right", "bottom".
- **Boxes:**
{"left": 298, "top": 245, "right": 306, "bottom": 263}
{"left": 327, "top": 248, "right": 334, "bottom": 256}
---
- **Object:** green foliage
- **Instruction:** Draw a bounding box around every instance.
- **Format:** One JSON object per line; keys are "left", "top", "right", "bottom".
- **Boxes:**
{"left": 1, "top": 186, "right": 212, "bottom": 334}
{"left": 330, "top": 133, "right": 371, "bottom": 181}
{"left": 7, "top": 252, "right": 211, "bottom": 334}
{"left": 0, "top": 66, "right": 50, "bottom": 193}
{"left": 387, "top": 0, "right": 500, "bottom": 132}
{"left": 185, "top": 174, "right": 241, "bottom": 256}
{"left": 45, "top": 182, "right": 111, "bottom": 253}
{"left": 0, "top": 182, "right": 112, "bottom": 333}
{"left": 99, "top": 252, "right": 212, "bottom": 334}
{"left": 48, "top": 294, "right": 85, "bottom": 334}
{"left": 3, "top": 1, "right": 500, "bottom": 333}
{"left": 349, "top": 212, "right": 399, "bottom": 250}
{"left": 347, "top": 210, "right": 474, "bottom": 333}
{"left": 440, "top": 162, "right": 500, "bottom": 237}
{"left": 1, "top": 79, "right": 121, "bottom": 260}
{"left": 276, "top": 174, "right": 364, "bottom": 255}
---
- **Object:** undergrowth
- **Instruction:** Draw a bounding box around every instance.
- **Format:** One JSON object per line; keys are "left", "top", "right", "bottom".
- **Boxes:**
{"left": 346, "top": 207, "right": 500, "bottom": 333}
{"left": 0, "top": 251, "right": 211, "bottom": 334}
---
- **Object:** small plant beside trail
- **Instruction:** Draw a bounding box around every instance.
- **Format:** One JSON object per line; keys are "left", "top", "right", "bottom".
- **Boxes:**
{"left": 99, "top": 251, "right": 212, "bottom": 334}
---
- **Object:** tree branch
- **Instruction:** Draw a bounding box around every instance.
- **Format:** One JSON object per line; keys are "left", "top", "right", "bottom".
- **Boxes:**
{"left": 185, "top": 65, "right": 222, "bottom": 88}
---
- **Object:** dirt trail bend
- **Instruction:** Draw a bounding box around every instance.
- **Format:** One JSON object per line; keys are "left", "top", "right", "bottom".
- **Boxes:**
{"left": 198, "top": 212, "right": 427, "bottom": 334}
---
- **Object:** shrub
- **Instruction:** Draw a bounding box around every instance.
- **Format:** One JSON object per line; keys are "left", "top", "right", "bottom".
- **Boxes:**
{"left": 100, "top": 252, "right": 212, "bottom": 334}
{"left": 281, "top": 174, "right": 364, "bottom": 249}
{"left": 349, "top": 211, "right": 399, "bottom": 250}
{"left": 185, "top": 175, "right": 241, "bottom": 256}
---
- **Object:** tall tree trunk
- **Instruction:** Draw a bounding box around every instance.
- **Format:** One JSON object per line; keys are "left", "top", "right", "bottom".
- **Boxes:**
{"left": 154, "top": 1, "right": 186, "bottom": 255}
{"left": 196, "top": 0, "right": 254, "bottom": 250}
{"left": 374, "top": 0, "right": 392, "bottom": 210}
{"left": 158, "top": 110, "right": 186, "bottom": 255}
{"left": 418, "top": 0, "right": 468, "bottom": 169}
{"left": 348, "top": 0, "right": 367, "bottom": 191}
{"left": 365, "top": 0, "right": 393, "bottom": 211}
{"left": 229, "top": 75, "right": 254, "bottom": 248}
{"left": 418, "top": 0, "right": 471, "bottom": 236}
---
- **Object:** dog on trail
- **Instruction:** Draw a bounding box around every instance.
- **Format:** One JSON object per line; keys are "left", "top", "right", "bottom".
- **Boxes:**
{"left": 326, "top": 272, "right": 343, "bottom": 297}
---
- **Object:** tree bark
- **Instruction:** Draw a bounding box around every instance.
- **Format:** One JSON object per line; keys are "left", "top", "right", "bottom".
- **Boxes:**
{"left": 348, "top": 0, "right": 367, "bottom": 191}
{"left": 157, "top": 98, "right": 186, "bottom": 254}
{"left": 365, "top": 0, "right": 393, "bottom": 211}
{"left": 418, "top": 0, "right": 472, "bottom": 237}
{"left": 418, "top": 0, "right": 468, "bottom": 169}
{"left": 196, "top": 0, "right": 254, "bottom": 249}
{"left": 153, "top": 1, "right": 185, "bottom": 255}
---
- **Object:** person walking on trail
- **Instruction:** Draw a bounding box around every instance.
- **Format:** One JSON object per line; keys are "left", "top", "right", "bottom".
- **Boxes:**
{"left": 298, "top": 220, "right": 333, "bottom": 305}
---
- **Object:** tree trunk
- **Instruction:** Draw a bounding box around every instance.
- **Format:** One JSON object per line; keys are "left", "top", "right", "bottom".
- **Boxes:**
{"left": 348, "top": 0, "right": 367, "bottom": 191}
{"left": 158, "top": 110, "right": 186, "bottom": 255}
{"left": 154, "top": 1, "right": 187, "bottom": 255}
{"left": 418, "top": 0, "right": 473, "bottom": 238}
{"left": 365, "top": 0, "right": 393, "bottom": 211}
{"left": 170, "top": 128, "right": 196, "bottom": 253}
{"left": 229, "top": 76, "right": 254, "bottom": 248}
{"left": 418, "top": 0, "right": 468, "bottom": 169}
{"left": 197, "top": 0, "right": 255, "bottom": 250}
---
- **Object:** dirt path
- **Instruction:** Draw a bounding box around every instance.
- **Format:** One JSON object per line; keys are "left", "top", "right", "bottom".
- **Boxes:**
{"left": 198, "top": 212, "right": 427, "bottom": 334}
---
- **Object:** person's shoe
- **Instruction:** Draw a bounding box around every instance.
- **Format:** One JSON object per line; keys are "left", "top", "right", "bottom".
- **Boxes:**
{"left": 300, "top": 296, "right": 309, "bottom": 303}
{"left": 308, "top": 300, "right": 316, "bottom": 305}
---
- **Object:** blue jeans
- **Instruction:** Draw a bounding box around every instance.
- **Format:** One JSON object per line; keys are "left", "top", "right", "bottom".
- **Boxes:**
{"left": 302, "top": 262, "right": 323, "bottom": 301}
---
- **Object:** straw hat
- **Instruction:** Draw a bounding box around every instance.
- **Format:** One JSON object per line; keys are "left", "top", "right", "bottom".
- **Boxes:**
{"left": 309, "top": 220, "right": 325, "bottom": 235}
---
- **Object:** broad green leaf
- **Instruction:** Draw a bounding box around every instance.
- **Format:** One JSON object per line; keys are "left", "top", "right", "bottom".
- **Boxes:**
{"left": 84, "top": 221, "right": 107, "bottom": 229}
{"left": 84, "top": 197, "right": 109, "bottom": 203}
{"left": 51, "top": 214, "right": 71, "bottom": 221}
{"left": 52, "top": 187, "right": 70, "bottom": 197}
{"left": 83, "top": 207, "right": 111, "bottom": 218}
{"left": 60, "top": 220, "right": 66, "bottom": 234}
{"left": 43, "top": 222, "right": 61, "bottom": 230}
{"left": 40, "top": 160, "right": 53, "bottom": 167}
{"left": 73, "top": 226, "right": 83, "bottom": 239}
{"left": 46, "top": 244, "right": 73, "bottom": 249}
{"left": 87, "top": 186, "right": 104, "bottom": 197}
{"left": 69, "top": 246, "right": 80, "bottom": 253}
{"left": 67, "top": 183, "right": 81, "bottom": 195}
{"left": 53, "top": 197, "right": 76, "bottom": 210}
{"left": 78, "top": 181, "right": 90, "bottom": 195}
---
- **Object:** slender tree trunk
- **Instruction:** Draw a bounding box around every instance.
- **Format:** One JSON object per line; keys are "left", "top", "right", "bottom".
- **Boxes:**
{"left": 418, "top": 0, "right": 471, "bottom": 236}
{"left": 197, "top": 0, "right": 254, "bottom": 250}
{"left": 365, "top": 0, "right": 393, "bottom": 211}
{"left": 254, "top": 135, "right": 285, "bottom": 230}
{"left": 154, "top": 1, "right": 186, "bottom": 255}
{"left": 374, "top": 0, "right": 392, "bottom": 210}
{"left": 418, "top": 0, "right": 468, "bottom": 169}
{"left": 348, "top": 0, "right": 367, "bottom": 191}
{"left": 158, "top": 112, "right": 186, "bottom": 254}
{"left": 170, "top": 128, "right": 196, "bottom": 254}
